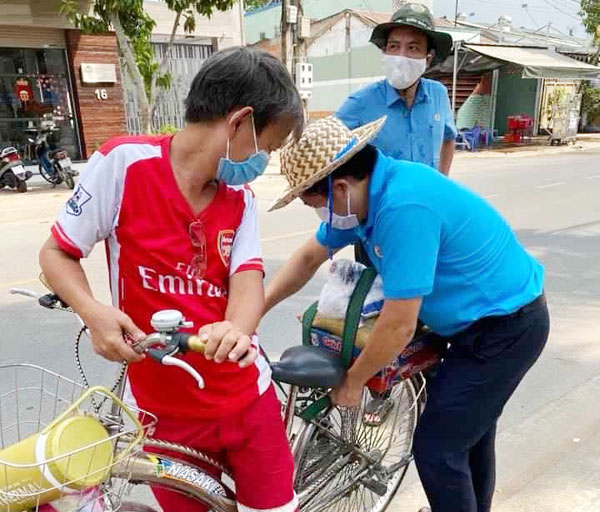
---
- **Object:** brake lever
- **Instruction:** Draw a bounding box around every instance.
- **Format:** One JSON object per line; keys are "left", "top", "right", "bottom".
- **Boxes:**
{"left": 162, "top": 356, "right": 205, "bottom": 389}
{"left": 147, "top": 347, "right": 205, "bottom": 389}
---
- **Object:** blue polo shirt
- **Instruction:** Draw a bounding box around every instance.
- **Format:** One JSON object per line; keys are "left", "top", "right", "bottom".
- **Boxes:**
{"left": 315, "top": 151, "right": 544, "bottom": 336}
{"left": 335, "top": 78, "right": 457, "bottom": 170}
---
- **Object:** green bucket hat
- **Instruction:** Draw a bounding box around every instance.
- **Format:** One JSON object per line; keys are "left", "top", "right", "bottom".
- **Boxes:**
{"left": 370, "top": 3, "right": 453, "bottom": 64}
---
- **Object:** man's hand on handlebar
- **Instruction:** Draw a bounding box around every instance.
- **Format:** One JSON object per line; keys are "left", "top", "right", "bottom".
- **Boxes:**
{"left": 198, "top": 321, "right": 257, "bottom": 368}
{"left": 83, "top": 303, "right": 146, "bottom": 363}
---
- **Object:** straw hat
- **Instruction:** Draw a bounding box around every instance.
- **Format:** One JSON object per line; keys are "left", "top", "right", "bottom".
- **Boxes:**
{"left": 269, "top": 116, "right": 386, "bottom": 211}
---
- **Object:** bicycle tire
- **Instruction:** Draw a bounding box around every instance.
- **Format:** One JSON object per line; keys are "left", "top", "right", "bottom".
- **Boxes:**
{"left": 294, "top": 379, "right": 418, "bottom": 512}
{"left": 115, "top": 501, "right": 160, "bottom": 512}
{"left": 110, "top": 451, "right": 236, "bottom": 512}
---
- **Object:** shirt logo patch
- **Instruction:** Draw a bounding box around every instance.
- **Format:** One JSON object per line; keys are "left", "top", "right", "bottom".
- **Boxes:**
{"left": 66, "top": 184, "right": 92, "bottom": 216}
{"left": 434, "top": 113, "right": 441, "bottom": 122}
{"left": 374, "top": 245, "right": 383, "bottom": 258}
{"left": 217, "top": 230, "right": 235, "bottom": 267}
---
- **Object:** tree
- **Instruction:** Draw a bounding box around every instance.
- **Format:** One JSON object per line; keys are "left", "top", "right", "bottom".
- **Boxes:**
{"left": 580, "top": 0, "right": 600, "bottom": 65}
{"left": 245, "top": 0, "right": 272, "bottom": 11}
{"left": 61, "top": 0, "right": 237, "bottom": 133}
{"left": 578, "top": 0, "right": 600, "bottom": 130}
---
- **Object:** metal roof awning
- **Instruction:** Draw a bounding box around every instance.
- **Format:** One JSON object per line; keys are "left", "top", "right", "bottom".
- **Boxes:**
{"left": 464, "top": 44, "right": 600, "bottom": 80}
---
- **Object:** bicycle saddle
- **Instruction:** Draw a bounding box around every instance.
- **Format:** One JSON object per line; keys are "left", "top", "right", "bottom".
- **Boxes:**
{"left": 270, "top": 345, "right": 345, "bottom": 388}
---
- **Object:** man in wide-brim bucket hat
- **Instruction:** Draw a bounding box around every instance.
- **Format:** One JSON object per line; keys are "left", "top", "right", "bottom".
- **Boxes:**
{"left": 264, "top": 116, "right": 550, "bottom": 512}
{"left": 335, "top": 3, "right": 457, "bottom": 175}
{"left": 370, "top": 2, "right": 453, "bottom": 64}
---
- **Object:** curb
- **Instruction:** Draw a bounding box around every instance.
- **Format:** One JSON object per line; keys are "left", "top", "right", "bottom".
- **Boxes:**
{"left": 454, "top": 142, "right": 600, "bottom": 159}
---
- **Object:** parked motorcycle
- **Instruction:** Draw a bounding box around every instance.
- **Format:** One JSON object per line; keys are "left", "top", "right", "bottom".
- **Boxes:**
{"left": 0, "top": 146, "right": 32, "bottom": 193}
{"left": 28, "top": 118, "right": 76, "bottom": 190}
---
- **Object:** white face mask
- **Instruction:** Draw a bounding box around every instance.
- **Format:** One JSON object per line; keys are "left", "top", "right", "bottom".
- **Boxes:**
{"left": 382, "top": 54, "right": 427, "bottom": 91}
{"left": 316, "top": 192, "right": 360, "bottom": 230}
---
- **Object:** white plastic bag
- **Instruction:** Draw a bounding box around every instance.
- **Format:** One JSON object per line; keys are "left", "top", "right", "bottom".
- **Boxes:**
{"left": 316, "top": 259, "right": 384, "bottom": 321}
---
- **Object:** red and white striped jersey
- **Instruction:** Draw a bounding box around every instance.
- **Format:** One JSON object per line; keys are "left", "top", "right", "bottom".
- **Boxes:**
{"left": 52, "top": 135, "right": 271, "bottom": 419}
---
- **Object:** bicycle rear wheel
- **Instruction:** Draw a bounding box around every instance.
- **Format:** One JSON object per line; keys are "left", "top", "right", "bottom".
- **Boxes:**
{"left": 294, "top": 379, "right": 418, "bottom": 512}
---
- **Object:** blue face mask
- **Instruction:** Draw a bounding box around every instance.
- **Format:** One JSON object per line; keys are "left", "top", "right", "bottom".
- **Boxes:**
{"left": 216, "top": 117, "right": 270, "bottom": 185}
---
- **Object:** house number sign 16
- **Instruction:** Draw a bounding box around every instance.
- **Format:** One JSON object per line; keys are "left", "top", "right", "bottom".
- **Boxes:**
{"left": 95, "top": 89, "right": 108, "bottom": 100}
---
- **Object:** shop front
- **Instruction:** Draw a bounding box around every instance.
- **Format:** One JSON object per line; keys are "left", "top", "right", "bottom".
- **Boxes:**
{"left": 1, "top": 10, "right": 127, "bottom": 162}
{"left": 0, "top": 44, "right": 81, "bottom": 161}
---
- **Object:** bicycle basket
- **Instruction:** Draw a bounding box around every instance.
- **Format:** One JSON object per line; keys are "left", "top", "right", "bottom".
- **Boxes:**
{"left": 0, "top": 364, "right": 157, "bottom": 512}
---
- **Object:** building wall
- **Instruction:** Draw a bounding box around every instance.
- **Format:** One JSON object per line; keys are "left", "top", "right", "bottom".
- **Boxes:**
{"left": 0, "top": 0, "right": 90, "bottom": 29}
{"left": 0, "top": 26, "right": 66, "bottom": 49}
{"left": 308, "top": 45, "right": 383, "bottom": 114}
{"left": 144, "top": 0, "right": 242, "bottom": 48}
{"left": 245, "top": 0, "right": 393, "bottom": 45}
{"left": 307, "top": 16, "right": 374, "bottom": 58}
{"left": 66, "top": 31, "right": 126, "bottom": 158}
{"left": 494, "top": 66, "right": 538, "bottom": 135}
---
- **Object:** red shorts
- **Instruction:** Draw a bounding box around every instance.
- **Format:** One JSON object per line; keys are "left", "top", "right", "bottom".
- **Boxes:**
{"left": 149, "top": 385, "right": 297, "bottom": 512}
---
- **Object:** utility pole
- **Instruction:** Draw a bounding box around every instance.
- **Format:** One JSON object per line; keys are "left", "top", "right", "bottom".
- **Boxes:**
{"left": 238, "top": 0, "right": 246, "bottom": 46}
{"left": 290, "top": 0, "right": 311, "bottom": 115}
{"left": 281, "top": 0, "right": 294, "bottom": 74}
{"left": 454, "top": 0, "right": 459, "bottom": 26}
{"left": 345, "top": 11, "right": 351, "bottom": 97}
{"left": 293, "top": 0, "right": 307, "bottom": 80}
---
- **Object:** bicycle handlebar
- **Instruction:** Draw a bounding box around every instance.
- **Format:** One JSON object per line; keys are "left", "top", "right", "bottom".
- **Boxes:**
{"left": 10, "top": 287, "right": 208, "bottom": 388}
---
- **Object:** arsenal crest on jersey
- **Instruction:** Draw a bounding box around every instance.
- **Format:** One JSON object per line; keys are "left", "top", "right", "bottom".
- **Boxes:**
{"left": 217, "top": 230, "right": 235, "bottom": 267}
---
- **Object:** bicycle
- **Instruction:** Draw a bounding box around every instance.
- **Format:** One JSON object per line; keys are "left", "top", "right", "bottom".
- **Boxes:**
{"left": 3, "top": 284, "right": 434, "bottom": 512}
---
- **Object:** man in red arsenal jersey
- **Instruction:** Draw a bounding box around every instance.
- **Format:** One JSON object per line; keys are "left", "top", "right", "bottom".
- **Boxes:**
{"left": 39, "top": 47, "right": 304, "bottom": 512}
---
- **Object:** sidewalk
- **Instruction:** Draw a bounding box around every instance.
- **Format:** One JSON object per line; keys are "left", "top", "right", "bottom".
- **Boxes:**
{"left": 454, "top": 133, "right": 600, "bottom": 160}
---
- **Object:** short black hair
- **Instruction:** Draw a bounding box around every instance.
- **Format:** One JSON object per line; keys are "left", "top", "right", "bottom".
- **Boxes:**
{"left": 185, "top": 47, "right": 304, "bottom": 138}
{"left": 304, "top": 144, "right": 378, "bottom": 197}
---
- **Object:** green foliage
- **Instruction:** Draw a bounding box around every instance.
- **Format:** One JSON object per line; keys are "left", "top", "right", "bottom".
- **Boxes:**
{"left": 580, "top": 0, "right": 600, "bottom": 40}
{"left": 245, "top": 0, "right": 273, "bottom": 11}
{"left": 61, "top": 0, "right": 158, "bottom": 96}
{"left": 582, "top": 83, "right": 600, "bottom": 121}
{"left": 158, "top": 124, "right": 181, "bottom": 134}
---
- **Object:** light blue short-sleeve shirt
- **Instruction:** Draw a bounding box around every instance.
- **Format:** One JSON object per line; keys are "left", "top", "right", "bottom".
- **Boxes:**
{"left": 316, "top": 151, "right": 545, "bottom": 336}
{"left": 335, "top": 78, "right": 457, "bottom": 170}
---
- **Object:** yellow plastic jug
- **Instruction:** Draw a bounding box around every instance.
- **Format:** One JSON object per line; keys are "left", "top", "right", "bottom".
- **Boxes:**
{"left": 0, "top": 414, "right": 113, "bottom": 512}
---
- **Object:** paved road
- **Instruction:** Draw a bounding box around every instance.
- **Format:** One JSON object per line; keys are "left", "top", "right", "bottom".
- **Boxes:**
{"left": 1, "top": 148, "right": 599, "bottom": 511}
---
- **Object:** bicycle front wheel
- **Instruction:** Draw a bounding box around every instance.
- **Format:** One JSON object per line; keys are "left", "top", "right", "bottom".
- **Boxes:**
{"left": 294, "top": 379, "right": 418, "bottom": 512}
{"left": 108, "top": 452, "right": 237, "bottom": 512}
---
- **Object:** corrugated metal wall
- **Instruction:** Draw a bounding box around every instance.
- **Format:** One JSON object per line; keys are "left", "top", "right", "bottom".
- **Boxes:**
{"left": 122, "top": 42, "right": 213, "bottom": 134}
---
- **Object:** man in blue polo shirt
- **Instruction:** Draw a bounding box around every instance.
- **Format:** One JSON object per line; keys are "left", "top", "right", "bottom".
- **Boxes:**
{"left": 264, "top": 117, "right": 549, "bottom": 512}
{"left": 336, "top": 3, "right": 456, "bottom": 175}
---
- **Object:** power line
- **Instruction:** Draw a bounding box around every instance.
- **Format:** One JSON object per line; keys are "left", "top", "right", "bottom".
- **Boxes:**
{"left": 540, "top": 0, "right": 582, "bottom": 20}
{"left": 522, "top": 4, "right": 540, "bottom": 27}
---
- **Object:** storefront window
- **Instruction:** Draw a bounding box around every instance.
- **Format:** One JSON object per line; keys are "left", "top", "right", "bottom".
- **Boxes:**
{"left": 0, "top": 47, "right": 80, "bottom": 161}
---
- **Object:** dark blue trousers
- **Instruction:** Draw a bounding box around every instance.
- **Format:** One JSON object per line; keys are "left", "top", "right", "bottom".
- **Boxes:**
{"left": 413, "top": 295, "right": 550, "bottom": 512}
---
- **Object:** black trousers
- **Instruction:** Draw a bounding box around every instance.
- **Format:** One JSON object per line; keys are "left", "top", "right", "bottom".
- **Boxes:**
{"left": 412, "top": 295, "right": 550, "bottom": 512}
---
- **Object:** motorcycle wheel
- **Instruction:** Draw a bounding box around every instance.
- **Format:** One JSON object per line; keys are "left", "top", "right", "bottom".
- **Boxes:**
{"left": 40, "top": 163, "right": 62, "bottom": 185}
{"left": 64, "top": 170, "right": 75, "bottom": 190}
{"left": 16, "top": 180, "right": 27, "bottom": 193}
